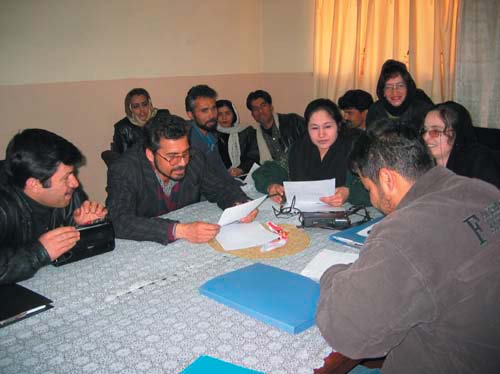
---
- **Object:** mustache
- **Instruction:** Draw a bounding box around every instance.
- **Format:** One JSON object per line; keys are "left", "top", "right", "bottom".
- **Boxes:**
{"left": 172, "top": 166, "right": 185, "bottom": 173}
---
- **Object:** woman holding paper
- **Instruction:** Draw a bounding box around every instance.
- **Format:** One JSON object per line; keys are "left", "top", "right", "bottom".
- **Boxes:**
{"left": 267, "top": 99, "right": 369, "bottom": 207}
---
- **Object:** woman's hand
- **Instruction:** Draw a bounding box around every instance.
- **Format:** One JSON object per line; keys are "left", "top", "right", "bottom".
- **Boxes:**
{"left": 228, "top": 167, "right": 243, "bottom": 177}
{"left": 320, "top": 187, "right": 350, "bottom": 207}
{"left": 267, "top": 184, "right": 285, "bottom": 204}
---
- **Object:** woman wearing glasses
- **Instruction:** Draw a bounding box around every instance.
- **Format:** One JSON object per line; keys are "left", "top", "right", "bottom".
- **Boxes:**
{"left": 264, "top": 99, "right": 370, "bottom": 207}
{"left": 366, "top": 59, "right": 433, "bottom": 131}
{"left": 422, "top": 102, "right": 500, "bottom": 188}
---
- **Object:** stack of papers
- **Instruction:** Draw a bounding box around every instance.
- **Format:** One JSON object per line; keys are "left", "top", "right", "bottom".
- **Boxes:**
{"left": 200, "top": 263, "right": 320, "bottom": 334}
{"left": 216, "top": 196, "right": 279, "bottom": 251}
{"left": 216, "top": 222, "right": 279, "bottom": 251}
{"left": 301, "top": 249, "right": 359, "bottom": 282}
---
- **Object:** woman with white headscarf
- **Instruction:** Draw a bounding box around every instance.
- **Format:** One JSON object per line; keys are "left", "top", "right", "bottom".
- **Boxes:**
{"left": 216, "top": 99, "right": 260, "bottom": 177}
{"left": 113, "top": 88, "right": 170, "bottom": 154}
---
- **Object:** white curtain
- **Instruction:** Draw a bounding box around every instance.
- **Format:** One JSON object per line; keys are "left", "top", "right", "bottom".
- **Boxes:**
{"left": 454, "top": 0, "right": 500, "bottom": 129}
{"left": 313, "top": 0, "right": 459, "bottom": 103}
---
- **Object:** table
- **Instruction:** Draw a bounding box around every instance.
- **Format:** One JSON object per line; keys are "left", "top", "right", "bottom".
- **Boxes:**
{"left": 0, "top": 191, "right": 365, "bottom": 374}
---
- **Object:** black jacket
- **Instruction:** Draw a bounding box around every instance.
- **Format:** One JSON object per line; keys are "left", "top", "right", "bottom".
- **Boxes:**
{"left": 113, "top": 109, "right": 170, "bottom": 154}
{"left": 0, "top": 163, "right": 87, "bottom": 285}
{"left": 106, "top": 145, "right": 249, "bottom": 244}
{"left": 275, "top": 113, "right": 307, "bottom": 151}
{"left": 366, "top": 96, "right": 433, "bottom": 132}
{"left": 217, "top": 126, "right": 260, "bottom": 174}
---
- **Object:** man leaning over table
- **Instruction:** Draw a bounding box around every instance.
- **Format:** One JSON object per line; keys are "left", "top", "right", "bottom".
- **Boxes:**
{"left": 316, "top": 119, "right": 500, "bottom": 374}
{"left": 0, "top": 129, "right": 107, "bottom": 285}
{"left": 106, "top": 113, "right": 257, "bottom": 244}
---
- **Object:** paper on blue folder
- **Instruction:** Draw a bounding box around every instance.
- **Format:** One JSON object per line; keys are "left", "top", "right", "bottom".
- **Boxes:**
{"left": 199, "top": 263, "right": 320, "bottom": 334}
{"left": 181, "top": 355, "right": 264, "bottom": 374}
{"left": 329, "top": 216, "right": 384, "bottom": 248}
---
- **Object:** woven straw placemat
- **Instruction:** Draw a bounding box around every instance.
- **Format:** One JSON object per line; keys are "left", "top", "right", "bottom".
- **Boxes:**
{"left": 209, "top": 223, "right": 310, "bottom": 259}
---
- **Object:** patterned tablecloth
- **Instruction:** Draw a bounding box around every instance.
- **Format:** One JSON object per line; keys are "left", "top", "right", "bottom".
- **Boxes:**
{"left": 0, "top": 188, "right": 363, "bottom": 374}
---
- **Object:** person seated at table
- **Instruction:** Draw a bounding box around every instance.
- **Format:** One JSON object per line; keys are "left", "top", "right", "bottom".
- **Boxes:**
{"left": 0, "top": 129, "right": 107, "bottom": 285}
{"left": 106, "top": 113, "right": 258, "bottom": 245}
{"left": 422, "top": 101, "right": 500, "bottom": 188}
{"left": 316, "top": 119, "right": 500, "bottom": 374}
{"left": 366, "top": 59, "right": 433, "bottom": 131}
{"left": 246, "top": 89, "right": 306, "bottom": 171}
{"left": 101, "top": 88, "right": 170, "bottom": 167}
{"left": 338, "top": 89, "right": 373, "bottom": 130}
{"left": 185, "top": 85, "right": 240, "bottom": 185}
{"left": 257, "top": 99, "right": 370, "bottom": 207}
{"left": 111, "top": 88, "right": 170, "bottom": 154}
{"left": 216, "top": 99, "right": 259, "bottom": 178}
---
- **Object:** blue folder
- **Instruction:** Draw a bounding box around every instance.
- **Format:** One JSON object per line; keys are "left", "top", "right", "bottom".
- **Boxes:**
{"left": 329, "top": 216, "right": 384, "bottom": 248}
{"left": 181, "top": 355, "right": 264, "bottom": 374}
{"left": 199, "top": 263, "right": 320, "bottom": 334}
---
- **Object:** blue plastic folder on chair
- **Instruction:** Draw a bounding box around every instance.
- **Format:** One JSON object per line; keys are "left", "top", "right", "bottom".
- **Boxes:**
{"left": 199, "top": 263, "right": 320, "bottom": 334}
{"left": 181, "top": 355, "right": 264, "bottom": 374}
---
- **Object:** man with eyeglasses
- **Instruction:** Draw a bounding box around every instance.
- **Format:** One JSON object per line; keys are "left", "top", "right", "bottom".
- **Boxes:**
{"left": 106, "top": 113, "right": 257, "bottom": 244}
{"left": 366, "top": 59, "right": 433, "bottom": 131}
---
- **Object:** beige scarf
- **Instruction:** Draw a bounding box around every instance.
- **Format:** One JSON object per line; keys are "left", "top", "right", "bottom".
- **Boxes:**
{"left": 128, "top": 106, "right": 158, "bottom": 127}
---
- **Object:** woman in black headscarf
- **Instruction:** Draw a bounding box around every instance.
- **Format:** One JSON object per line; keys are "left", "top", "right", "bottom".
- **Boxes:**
{"left": 366, "top": 59, "right": 433, "bottom": 131}
{"left": 264, "top": 99, "right": 370, "bottom": 207}
{"left": 422, "top": 101, "right": 500, "bottom": 188}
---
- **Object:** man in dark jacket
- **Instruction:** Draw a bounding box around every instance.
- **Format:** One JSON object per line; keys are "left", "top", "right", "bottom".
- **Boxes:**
{"left": 316, "top": 120, "right": 500, "bottom": 374}
{"left": 0, "top": 129, "right": 107, "bottom": 285}
{"left": 185, "top": 85, "right": 239, "bottom": 185}
{"left": 246, "top": 89, "right": 306, "bottom": 171}
{"left": 106, "top": 113, "right": 257, "bottom": 245}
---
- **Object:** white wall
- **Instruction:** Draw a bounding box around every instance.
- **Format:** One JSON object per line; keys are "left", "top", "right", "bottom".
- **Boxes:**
{"left": 0, "top": 0, "right": 313, "bottom": 85}
{"left": 0, "top": 0, "right": 315, "bottom": 202}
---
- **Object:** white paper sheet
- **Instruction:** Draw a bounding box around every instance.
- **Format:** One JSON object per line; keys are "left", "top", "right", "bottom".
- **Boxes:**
{"left": 216, "top": 222, "right": 280, "bottom": 251}
{"left": 301, "top": 249, "right": 359, "bottom": 282}
{"left": 283, "top": 178, "right": 343, "bottom": 212}
{"left": 217, "top": 195, "right": 267, "bottom": 227}
{"left": 243, "top": 163, "right": 260, "bottom": 185}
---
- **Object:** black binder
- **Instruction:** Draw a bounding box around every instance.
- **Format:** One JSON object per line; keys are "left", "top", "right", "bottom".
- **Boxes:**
{"left": 0, "top": 283, "right": 53, "bottom": 328}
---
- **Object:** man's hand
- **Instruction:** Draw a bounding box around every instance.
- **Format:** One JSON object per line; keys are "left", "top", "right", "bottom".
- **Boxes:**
{"left": 175, "top": 222, "right": 221, "bottom": 243}
{"left": 320, "top": 187, "right": 350, "bottom": 207}
{"left": 39, "top": 226, "right": 80, "bottom": 261}
{"left": 267, "top": 184, "right": 285, "bottom": 203}
{"left": 73, "top": 200, "right": 108, "bottom": 226}
{"left": 228, "top": 167, "right": 243, "bottom": 177}
{"left": 240, "top": 208, "right": 258, "bottom": 223}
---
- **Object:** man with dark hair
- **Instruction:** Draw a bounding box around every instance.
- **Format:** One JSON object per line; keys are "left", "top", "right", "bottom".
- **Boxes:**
{"left": 184, "top": 84, "right": 235, "bottom": 183}
{"left": 106, "top": 113, "right": 257, "bottom": 244}
{"left": 337, "top": 89, "right": 373, "bottom": 130}
{"left": 316, "top": 119, "right": 500, "bottom": 374}
{"left": 0, "top": 129, "right": 107, "bottom": 285}
{"left": 246, "top": 89, "right": 306, "bottom": 170}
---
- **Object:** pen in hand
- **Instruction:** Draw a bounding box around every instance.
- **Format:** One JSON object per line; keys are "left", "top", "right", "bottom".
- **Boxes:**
{"left": 268, "top": 192, "right": 286, "bottom": 204}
